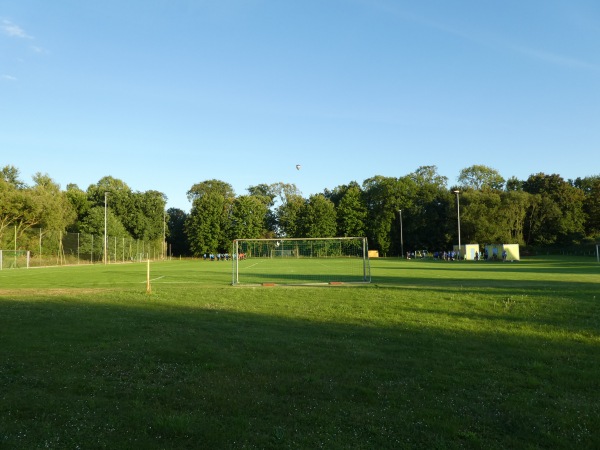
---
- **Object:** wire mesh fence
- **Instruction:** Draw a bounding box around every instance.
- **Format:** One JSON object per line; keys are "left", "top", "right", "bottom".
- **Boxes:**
{"left": 0, "top": 227, "right": 165, "bottom": 269}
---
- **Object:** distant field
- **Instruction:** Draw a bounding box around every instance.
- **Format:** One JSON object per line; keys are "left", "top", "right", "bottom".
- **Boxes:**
{"left": 1, "top": 256, "right": 599, "bottom": 448}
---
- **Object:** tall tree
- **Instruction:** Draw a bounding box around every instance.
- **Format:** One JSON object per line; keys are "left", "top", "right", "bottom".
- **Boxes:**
{"left": 506, "top": 176, "right": 524, "bottom": 192}
{"left": 0, "top": 173, "right": 75, "bottom": 250}
{"left": 126, "top": 190, "right": 167, "bottom": 241}
{"left": 246, "top": 183, "right": 288, "bottom": 236}
{"left": 574, "top": 175, "right": 600, "bottom": 238}
{"left": 457, "top": 189, "right": 504, "bottom": 245}
{"left": 335, "top": 184, "right": 367, "bottom": 237}
{"left": 166, "top": 208, "right": 189, "bottom": 256}
{"left": 524, "top": 194, "right": 561, "bottom": 245}
{"left": 406, "top": 166, "right": 449, "bottom": 251}
{"left": 78, "top": 206, "right": 128, "bottom": 238}
{"left": 523, "top": 173, "right": 585, "bottom": 244}
{"left": 300, "top": 194, "right": 337, "bottom": 238}
{"left": 276, "top": 194, "right": 306, "bottom": 238}
{"left": 457, "top": 165, "right": 505, "bottom": 191}
{"left": 185, "top": 191, "right": 228, "bottom": 255}
{"left": 410, "top": 165, "right": 448, "bottom": 190}
{"left": 65, "top": 184, "right": 92, "bottom": 232}
{"left": 31, "top": 173, "right": 76, "bottom": 235}
{"left": 1, "top": 165, "right": 26, "bottom": 189}
{"left": 0, "top": 176, "right": 20, "bottom": 245}
{"left": 362, "top": 176, "right": 411, "bottom": 255}
{"left": 229, "top": 195, "right": 269, "bottom": 240}
{"left": 187, "top": 179, "right": 235, "bottom": 203}
{"left": 86, "top": 177, "right": 133, "bottom": 236}
{"left": 499, "top": 190, "right": 530, "bottom": 244}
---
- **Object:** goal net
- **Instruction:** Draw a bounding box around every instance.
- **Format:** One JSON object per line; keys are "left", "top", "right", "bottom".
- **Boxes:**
{"left": 232, "top": 237, "right": 371, "bottom": 285}
{"left": 0, "top": 250, "right": 31, "bottom": 270}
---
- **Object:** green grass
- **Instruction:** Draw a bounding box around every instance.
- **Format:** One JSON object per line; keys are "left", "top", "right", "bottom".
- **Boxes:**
{"left": 235, "top": 256, "right": 370, "bottom": 285}
{"left": 0, "top": 257, "right": 599, "bottom": 449}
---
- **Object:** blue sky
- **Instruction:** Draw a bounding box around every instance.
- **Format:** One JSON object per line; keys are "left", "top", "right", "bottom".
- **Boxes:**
{"left": 2, "top": 0, "right": 599, "bottom": 211}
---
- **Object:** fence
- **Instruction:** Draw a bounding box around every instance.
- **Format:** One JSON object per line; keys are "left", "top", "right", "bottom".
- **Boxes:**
{"left": 0, "top": 227, "right": 166, "bottom": 268}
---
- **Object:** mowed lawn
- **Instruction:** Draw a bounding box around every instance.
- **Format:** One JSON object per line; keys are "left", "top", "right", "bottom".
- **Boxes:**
{"left": 0, "top": 257, "right": 598, "bottom": 449}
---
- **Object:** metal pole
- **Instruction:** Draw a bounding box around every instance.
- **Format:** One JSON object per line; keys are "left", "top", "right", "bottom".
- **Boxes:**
{"left": 398, "top": 209, "right": 404, "bottom": 258}
{"left": 454, "top": 190, "right": 461, "bottom": 258}
{"left": 104, "top": 192, "right": 108, "bottom": 264}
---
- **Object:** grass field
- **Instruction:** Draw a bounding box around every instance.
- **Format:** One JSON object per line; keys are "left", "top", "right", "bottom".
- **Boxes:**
{"left": 234, "top": 256, "right": 371, "bottom": 285}
{"left": 0, "top": 257, "right": 599, "bottom": 449}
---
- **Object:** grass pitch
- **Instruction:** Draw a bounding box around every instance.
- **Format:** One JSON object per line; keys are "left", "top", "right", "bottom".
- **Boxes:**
{"left": 0, "top": 256, "right": 599, "bottom": 449}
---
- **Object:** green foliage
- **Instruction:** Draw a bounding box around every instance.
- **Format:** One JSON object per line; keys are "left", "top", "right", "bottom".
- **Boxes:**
{"left": 277, "top": 193, "right": 305, "bottom": 238}
{"left": 300, "top": 194, "right": 336, "bottom": 238}
{"left": 2, "top": 164, "right": 597, "bottom": 261}
{"left": 186, "top": 179, "right": 235, "bottom": 203}
{"left": 523, "top": 173, "right": 586, "bottom": 245}
{"left": 458, "top": 164, "right": 505, "bottom": 190}
{"left": 78, "top": 206, "right": 128, "bottom": 238}
{"left": 185, "top": 191, "right": 228, "bottom": 255}
{"left": 403, "top": 167, "right": 449, "bottom": 250}
{"left": 409, "top": 164, "right": 448, "bottom": 189}
{"left": 229, "top": 195, "right": 269, "bottom": 239}
{"left": 499, "top": 190, "right": 529, "bottom": 244}
{"left": 578, "top": 176, "right": 600, "bottom": 237}
{"left": 362, "top": 176, "right": 409, "bottom": 255}
{"left": 0, "top": 165, "right": 26, "bottom": 189}
{"left": 335, "top": 184, "right": 367, "bottom": 237}
{"left": 127, "top": 191, "right": 167, "bottom": 241}
{"left": 459, "top": 190, "right": 504, "bottom": 244}
{"left": 0, "top": 171, "right": 75, "bottom": 248}
{"left": 166, "top": 208, "right": 189, "bottom": 256}
{"left": 65, "top": 184, "right": 92, "bottom": 229}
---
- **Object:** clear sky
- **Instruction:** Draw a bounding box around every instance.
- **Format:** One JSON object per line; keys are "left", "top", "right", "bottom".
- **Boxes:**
{"left": 2, "top": 0, "right": 599, "bottom": 211}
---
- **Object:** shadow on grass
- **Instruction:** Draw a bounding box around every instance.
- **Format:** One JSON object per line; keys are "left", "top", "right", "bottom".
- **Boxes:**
{"left": 0, "top": 292, "right": 599, "bottom": 449}
{"left": 237, "top": 268, "right": 599, "bottom": 296}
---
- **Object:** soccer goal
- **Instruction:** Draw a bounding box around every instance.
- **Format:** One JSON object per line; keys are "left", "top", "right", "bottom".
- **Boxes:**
{"left": 0, "top": 250, "right": 31, "bottom": 270}
{"left": 232, "top": 237, "right": 371, "bottom": 286}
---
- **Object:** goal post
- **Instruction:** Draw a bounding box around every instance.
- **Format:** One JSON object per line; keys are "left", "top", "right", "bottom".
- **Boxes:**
{"left": 232, "top": 237, "right": 371, "bottom": 286}
{"left": 0, "top": 250, "right": 31, "bottom": 270}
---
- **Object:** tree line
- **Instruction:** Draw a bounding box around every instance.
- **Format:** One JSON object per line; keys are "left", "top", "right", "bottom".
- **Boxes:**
{"left": 1, "top": 164, "right": 598, "bottom": 258}
{"left": 172, "top": 165, "right": 599, "bottom": 257}
{"left": 0, "top": 166, "right": 166, "bottom": 254}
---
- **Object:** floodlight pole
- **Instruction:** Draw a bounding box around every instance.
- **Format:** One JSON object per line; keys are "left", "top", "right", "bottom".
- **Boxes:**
{"left": 398, "top": 209, "right": 404, "bottom": 258}
{"left": 454, "top": 190, "right": 461, "bottom": 259}
{"left": 104, "top": 192, "right": 108, "bottom": 264}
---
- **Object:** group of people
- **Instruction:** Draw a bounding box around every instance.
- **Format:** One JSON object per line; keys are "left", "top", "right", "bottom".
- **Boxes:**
{"left": 202, "top": 253, "right": 230, "bottom": 261}
{"left": 201, "top": 252, "right": 247, "bottom": 261}
{"left": 402, "top": 250, "right": 459, "bottom": 260}
{"left": 432, "top": 251, "right": 460, "bottom": 261}
{"left": 475, "top": 249, "right": 508, "bottom": 261}
{"left": 473, "top": 250, "right": 488, "bottom": 261}
{"left": 417, "top": 248, "right": 509, "bottom": 261}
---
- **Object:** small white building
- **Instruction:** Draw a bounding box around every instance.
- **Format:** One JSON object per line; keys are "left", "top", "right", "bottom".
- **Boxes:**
{"left": 484, "top": 244, "right": 520, "bottom": 261}
{"left": 453, "top": 244, "right": 482, "bottom": 260}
